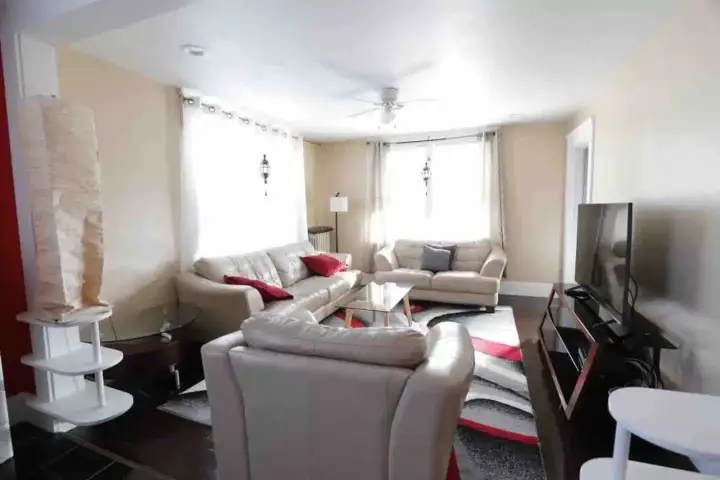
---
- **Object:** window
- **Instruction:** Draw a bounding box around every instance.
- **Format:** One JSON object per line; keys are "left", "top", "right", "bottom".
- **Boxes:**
{"left": 182, "top": 104, "right": 307, "bottom": 260}
{"left": 384, "top": 139, "right": 489, "bottom": 241}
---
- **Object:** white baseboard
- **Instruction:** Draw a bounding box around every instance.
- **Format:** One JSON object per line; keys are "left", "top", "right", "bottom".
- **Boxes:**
{"left": 7, "top": 393, "right": 73, "bottom": 432}
{"left": 500, "top": 281, "right": 553, "bottom": 297}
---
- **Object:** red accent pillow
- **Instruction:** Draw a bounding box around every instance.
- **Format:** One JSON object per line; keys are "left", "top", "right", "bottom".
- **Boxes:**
{"left": 223, "top": 275, "right": 293, "bottom": 302}
{"left": 301, "top": 253, "right": 347, "bottom": 277}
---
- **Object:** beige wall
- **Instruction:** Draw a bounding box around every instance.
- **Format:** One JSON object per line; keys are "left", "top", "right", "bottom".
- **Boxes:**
{"left": 58, "top": 48, "right": 182, "bottom": 335}
{"left": 580, "top": 0, "right": 720, "bottom": 393}
{"left": 310, "top": 140, "right": 371, "bottom": 269}
{"left": 500, "top": 122, "right": 567, "bottom": 283}
{"left": 308, "top": 124, "right": 568, "bottom": 280}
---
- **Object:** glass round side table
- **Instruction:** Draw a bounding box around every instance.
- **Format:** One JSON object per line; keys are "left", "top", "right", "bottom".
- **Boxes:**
{"left": 83, "top": 305, "right": 200, "bottom": 397}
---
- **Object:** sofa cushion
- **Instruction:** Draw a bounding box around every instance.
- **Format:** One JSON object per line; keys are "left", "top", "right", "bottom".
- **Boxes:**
{"left": 374, "top": 268, "right": 433, "bottom": 288}
{"left": 195, "top": 251, "right": 282, "bottom": 286}
{"left": 393, "top": 240, "right": 425, "bottom": 269}
{"left": 329, "top": 270, "right": 362, "bottom": 301}
{"left": 431, "top": 271, "right": 499, "bottom": 295}
{"left": 266, "top": 241, "right": 317, "bottom": 287}
{"left": 285, "top": 276, "right": 341, "bottom": 312}
{"left": 301, "top": 253, "right": 347, "bottom": 277}
{"left": 394, "top": 239, "right": 491, "bottom": 271}
{"left": 224, "top": 275, "right": 293, "bottom": 302}
{"left": 241, "top": 313, "right": 427, "bottom": 368}
{"left": 264, "top": 299, "right": 301, "bottom": 315}
{"left": 452, "top": 240, "right": 493, "bottom": 271}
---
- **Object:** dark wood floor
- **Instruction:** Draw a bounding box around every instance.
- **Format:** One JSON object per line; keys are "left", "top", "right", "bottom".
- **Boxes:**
{"left": 0, "top": 295, "right": 691, "bottom": 480}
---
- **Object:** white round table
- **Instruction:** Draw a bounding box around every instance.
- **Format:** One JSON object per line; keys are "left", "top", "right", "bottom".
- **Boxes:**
{"left": 590, "top": 387, "right": 720, "bottom": 480}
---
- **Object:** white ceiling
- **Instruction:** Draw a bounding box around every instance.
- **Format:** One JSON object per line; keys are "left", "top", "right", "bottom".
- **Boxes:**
{"left": 68, "top": 0, "right": 686, "bottom": 140}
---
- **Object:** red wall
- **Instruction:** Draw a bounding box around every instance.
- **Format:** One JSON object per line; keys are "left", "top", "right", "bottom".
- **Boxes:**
{"left": 0, "top": 49, "right": 34, "bottom": 395}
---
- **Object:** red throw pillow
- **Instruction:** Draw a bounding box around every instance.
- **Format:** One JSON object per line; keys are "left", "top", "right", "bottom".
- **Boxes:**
{"left": 301, "top": 253, "right": 347, "bottom": 277}
{"left": 224, "top": 275, "right": 293, "bottom": 302}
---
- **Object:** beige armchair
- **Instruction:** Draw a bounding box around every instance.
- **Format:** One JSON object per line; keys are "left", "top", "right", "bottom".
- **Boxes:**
{"left": 375, "top": 239, "right": 507, "bottom": 311}
{"left": 201, "top": 313, "right": 474, "bottom": 480}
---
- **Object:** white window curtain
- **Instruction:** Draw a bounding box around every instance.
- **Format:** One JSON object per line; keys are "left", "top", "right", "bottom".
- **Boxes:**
{"left": 383, "top": 133, "right": 504, "bottom": 245}
{"left": 362, "top": 142, "right": 389, "bottom": 271}
{"left": 180, "top": 96, "right": 307, "bottom": 266}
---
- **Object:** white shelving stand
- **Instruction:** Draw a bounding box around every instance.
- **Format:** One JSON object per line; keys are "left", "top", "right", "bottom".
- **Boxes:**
{"left": 18, "top": 306, "right": 133, "bottom": 426}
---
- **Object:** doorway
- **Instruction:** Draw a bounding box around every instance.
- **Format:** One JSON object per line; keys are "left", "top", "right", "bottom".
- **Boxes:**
{"left": 562, "top": 118, "right": 594, "bottom": 283}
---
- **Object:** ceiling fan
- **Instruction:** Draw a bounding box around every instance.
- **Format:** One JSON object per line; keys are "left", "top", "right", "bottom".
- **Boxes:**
{"left": 347, "top": 87, "right": 434, "bottom": 124}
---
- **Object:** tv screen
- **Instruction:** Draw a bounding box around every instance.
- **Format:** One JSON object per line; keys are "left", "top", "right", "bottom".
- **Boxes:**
{"left": 575, "top": 203, "right": 633, "bottom": 322}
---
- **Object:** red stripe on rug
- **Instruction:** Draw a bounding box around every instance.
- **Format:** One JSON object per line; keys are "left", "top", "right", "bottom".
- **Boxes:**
{"left": 446, "top": 448, "right": 460, "bottom": 480}
{"left": 471, "top": 337, "right": 522, "bottom": 362}
{"left": 332, "top": 311, "right": 365, "bottom": 328}
{"left": 458, "top": 418, "right": 538, "bottom": 445}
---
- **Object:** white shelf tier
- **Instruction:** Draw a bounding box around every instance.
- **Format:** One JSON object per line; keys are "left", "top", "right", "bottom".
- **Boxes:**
{"left": 581, "top": 458, "right": 712, "bottom": 480}
{"left": 609, "top": 388, "right": 720, "bottom": 461}
{"left": 22, "top": 344, "right": 123, "bottom": 375}
{"left": 25, "top": 381, "right": 133, "bottom": 426}
{"left": 17, "top": 305, "right": 113, "bottom": 327}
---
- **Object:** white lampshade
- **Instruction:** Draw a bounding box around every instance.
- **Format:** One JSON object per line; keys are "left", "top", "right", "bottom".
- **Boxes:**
{"left": 329, "top": 196, "right": 348, "bottom": 213}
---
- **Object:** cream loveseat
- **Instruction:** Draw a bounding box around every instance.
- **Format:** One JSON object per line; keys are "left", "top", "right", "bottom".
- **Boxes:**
{"left": 202, "top": 313, "right": 474, "bottom": 480}
{"left": 176, "top": 241, "right": 362, "bottom": 341}
{"left": 374, "top": 239, "right": 507, "bottom": 311}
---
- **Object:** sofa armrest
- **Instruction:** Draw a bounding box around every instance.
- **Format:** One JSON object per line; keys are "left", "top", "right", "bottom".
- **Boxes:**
{"left": 200, "top": 330, "right": 250, "bottom": 480}
{"left": 389, "top": 323, "right": 474, "bottom": 480}
{"left": 479, "top": 244, "right": 507, "bottom": 279}
{"left": 375, "top": 244, "right": 399, "bottom": 272}
{"left": 325, "top": 252, "right": 352, "bottom": 268}
{"left": 176, "top": 272, "right": 265, "bottom": 341}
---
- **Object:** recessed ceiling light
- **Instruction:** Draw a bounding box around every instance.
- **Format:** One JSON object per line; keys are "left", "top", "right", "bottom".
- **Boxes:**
{"left": 181, "top": 44, "right": 206, "bottom": 57}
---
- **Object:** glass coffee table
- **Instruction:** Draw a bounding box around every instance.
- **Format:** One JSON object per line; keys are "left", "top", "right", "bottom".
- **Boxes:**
{"left": 342, "top": 282, "right": 414, "bottom": 328}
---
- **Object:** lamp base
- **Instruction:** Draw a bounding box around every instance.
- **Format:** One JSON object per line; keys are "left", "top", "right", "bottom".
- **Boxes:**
{"left": 334, "top": 212, "right": 339, "bottom": 253}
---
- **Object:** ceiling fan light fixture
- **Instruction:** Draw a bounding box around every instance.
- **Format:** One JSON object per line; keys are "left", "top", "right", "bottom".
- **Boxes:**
{"left": 381, "top": 108, "right": 396, "bottom": 125}
{"left": 182, "top": 44, "right": 206, "bottom": 57}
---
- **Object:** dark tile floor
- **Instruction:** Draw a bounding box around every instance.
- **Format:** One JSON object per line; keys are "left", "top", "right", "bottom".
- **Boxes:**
{"left": 0, "top": 295, "right": 548, "bottom": 480}
{"left": 0, "top": 422, "right": 162, "bottom": 480}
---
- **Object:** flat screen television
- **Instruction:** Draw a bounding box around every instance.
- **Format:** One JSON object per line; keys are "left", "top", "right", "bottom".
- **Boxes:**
{"left": 575, "top": 202, "right": 633, "bottom": 323}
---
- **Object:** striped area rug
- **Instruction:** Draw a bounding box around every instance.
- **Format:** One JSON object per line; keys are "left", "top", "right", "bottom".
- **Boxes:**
{"left": 325, "top": 302, "right": 544, "bottom": 480}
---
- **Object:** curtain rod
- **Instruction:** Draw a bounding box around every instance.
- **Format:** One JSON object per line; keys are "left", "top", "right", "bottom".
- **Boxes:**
{"left": 180, "top": 94, "right": 302, "bottom": 141}
{"left": 367, "top": 130, "right": 497, "bottom": 146}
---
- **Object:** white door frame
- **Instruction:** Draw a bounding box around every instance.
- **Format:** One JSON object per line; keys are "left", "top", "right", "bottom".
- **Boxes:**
{"left": 562, "top": 118, "right": 594, "bottom": 283}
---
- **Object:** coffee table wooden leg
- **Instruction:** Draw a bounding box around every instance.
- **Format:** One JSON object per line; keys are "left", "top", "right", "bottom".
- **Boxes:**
{"left": 345, "top": 309, "right": 354, "bottom": 328}
{"left": 384, "top": 312, "right": 390, "bottom": 327}
{"left": 403, "top": 295, "right": 413, "bottom": 325}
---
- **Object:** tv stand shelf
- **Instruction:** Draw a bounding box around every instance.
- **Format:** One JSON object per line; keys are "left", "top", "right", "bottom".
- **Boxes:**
{"left": 539, "top": 284, "right": 676, "bottom": 420}
{"left": 526, "top": 283, "right": 693, "bottom": 479}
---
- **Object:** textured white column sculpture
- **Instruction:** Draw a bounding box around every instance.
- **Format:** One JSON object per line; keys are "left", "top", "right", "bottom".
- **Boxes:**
{"left": 18, "top": 96, "right": 105, "bottom": 321}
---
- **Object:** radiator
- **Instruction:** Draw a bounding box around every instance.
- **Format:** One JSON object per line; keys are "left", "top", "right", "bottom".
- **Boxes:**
{"left": 308, "top": 228, "right": 332, "bottom": 252}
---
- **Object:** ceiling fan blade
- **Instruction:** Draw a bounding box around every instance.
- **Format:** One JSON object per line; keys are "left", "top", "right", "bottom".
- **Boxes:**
{"left": 348, "top": 97, "right": 381, "bottom": 105}
{"left": 322, "top": 60, "right": 388, "bottom": 90}
{"left": 348, "top": 107, "right": 380, "bottom": 118}
{"left": 392, "top": 61, "right": 434, "bottom": 82}
{"left": 399, "top": 98, "right": 436, "bottom": 104}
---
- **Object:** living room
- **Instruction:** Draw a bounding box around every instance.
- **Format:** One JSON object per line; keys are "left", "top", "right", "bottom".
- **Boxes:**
{"left": 1, "top": 1, "right": 719, "bottom": 479}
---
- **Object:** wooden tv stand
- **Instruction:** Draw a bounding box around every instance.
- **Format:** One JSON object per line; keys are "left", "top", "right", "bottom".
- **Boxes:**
{"left": 524, "top": 283, "right": 695, "bottom": 479}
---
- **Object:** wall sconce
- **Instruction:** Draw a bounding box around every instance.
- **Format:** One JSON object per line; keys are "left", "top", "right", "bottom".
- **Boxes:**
{"left": 259, "top": 154, "right": 271, "bottom": 196}
{"left": 421, "top": 156, "right": 431, "bottom": 196}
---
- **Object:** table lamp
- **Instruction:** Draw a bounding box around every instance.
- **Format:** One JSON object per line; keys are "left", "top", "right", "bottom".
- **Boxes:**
{"left": 329, "top": 193, "right": 348, "bottom": 253}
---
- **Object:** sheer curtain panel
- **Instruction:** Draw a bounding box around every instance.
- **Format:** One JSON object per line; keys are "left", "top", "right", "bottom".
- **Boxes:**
{"left": 383, "top": 133, "right": 504, "bottom": 244}
{"left": 180, "top": 97, "right": 307, "bottom": 266}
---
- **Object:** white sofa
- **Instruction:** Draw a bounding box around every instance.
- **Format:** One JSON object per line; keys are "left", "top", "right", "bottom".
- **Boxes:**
{"left": 176, "top": 241, "right": 362, "bottom": 341}
{"left": 202, "top": 313, "right": 474, "bottom": 480}
{"left": 374, "top": 239, "right": 507, "bottom": 311}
